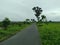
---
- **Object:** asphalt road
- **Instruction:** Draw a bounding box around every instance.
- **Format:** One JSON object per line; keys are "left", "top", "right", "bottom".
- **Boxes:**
{"left": 0, "top": 24, "right": 41, "bottom": 45}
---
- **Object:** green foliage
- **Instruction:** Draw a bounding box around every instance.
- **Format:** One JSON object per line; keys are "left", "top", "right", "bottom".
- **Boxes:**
{"left": 2, "top": 18, "right": 10, "bottom": 30}
{"left": 41, "top": 15, "right": 47, "bottom": 22}
{"left": 0, "top": 23, "right": 30, "bottom": 42}
{"left": 31, "top": 19, "right": 36, "bottom": 22}
{"left": 25, "top": 19, "right": 31, "bottom": 24}
{"left": 37, "top": 23, "right": 60, "bottom": 45}
{"left": 41, "top": 15, "right": 46, "bottom": 19}
{"left": 32, "top": 6, "right": 43, "bottom": 22}
{"left": 26, "top": 19, "right": 30, "bottom": 22}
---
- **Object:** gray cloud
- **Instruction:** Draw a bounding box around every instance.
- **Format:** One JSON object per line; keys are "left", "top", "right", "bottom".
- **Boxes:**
{"left": 0, "top": 0, "right": 60, "bottom": 21}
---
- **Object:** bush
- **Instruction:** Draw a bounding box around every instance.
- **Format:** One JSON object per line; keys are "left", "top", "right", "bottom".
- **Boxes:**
{"left": 2, "top": 18, "right": 10, "bottom": 30}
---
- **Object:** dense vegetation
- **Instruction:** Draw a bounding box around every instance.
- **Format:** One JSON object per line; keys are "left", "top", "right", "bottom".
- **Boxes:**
{"left": 0, "top": 23, "right": 30, "bottom": 42}
{"left": 0, "top": 18, "right": 31, "bottom": 42}
{"left": 37, "top": 23, "right": 60, "bottom": 45}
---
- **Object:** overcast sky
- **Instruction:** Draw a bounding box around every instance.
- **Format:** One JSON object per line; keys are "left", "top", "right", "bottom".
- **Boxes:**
{"left": 0, "top": 0, "right": 60, "bottom": 21}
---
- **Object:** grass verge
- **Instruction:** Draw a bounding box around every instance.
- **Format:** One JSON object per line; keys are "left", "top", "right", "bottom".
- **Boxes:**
{"left": 0, "top": 24, "right": 30, "bottom": 42}
{"left": 37, "top": 23, "right": 60, "bottom": 45}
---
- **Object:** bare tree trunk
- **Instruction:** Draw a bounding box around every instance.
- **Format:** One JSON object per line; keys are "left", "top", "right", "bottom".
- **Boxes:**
{"left": 37, "top": 17, "right": 40, "bottom": 22}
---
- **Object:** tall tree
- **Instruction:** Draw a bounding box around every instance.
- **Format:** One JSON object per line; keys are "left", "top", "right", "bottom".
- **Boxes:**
{"left": 2, "top": 17, "right": 10, "bottom": 30}
{"left": 41, "top": 15, "right": 46, "bottom": 22}
{"left": 26, "top": 19, "right": 30, "bottom": 22}
{"left": 32, "top": 6, "right": 43, "bottom": 22}
{"left": 31, "top": 19, "right": 36, "bottom": 22}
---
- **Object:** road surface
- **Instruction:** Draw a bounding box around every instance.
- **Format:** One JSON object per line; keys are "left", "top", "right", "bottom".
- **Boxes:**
{"left": 0, "top": 24, "right": 41, "bottom": 45}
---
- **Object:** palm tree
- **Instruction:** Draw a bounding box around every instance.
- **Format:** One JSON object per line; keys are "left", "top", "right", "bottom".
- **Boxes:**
{"left": 32, "top": 6, "right": 43, "bottom": 22}
{"left": 41, "top": 15, "right": 46, "bottom": 22}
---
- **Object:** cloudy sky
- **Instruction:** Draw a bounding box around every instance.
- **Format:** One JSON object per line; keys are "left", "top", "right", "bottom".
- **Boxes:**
{"left": 0, "top": 0, "right": 60, "bottom": 21}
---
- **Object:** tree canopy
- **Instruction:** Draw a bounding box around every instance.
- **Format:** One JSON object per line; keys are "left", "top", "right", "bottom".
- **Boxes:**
{"left": 32, "top": 6, "right": 43, "bottom": 22}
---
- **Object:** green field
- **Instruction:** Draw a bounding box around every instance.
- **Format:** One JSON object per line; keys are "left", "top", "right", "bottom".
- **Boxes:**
{"left": 37, "top": 23, "right": 60, "bottom": 45}
{"left": 0, "top": 23, "right": 30, "bottom": 42}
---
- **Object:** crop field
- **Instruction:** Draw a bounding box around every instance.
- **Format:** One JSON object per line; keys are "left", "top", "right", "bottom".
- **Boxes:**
{"left": 37, "top": 23, "right": 60, "bottom": 45}
{"left": 0, "top": 23, "right": 30, "bottom": 42}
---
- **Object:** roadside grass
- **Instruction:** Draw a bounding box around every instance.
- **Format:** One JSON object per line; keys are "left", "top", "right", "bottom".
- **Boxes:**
{"left": 37, "top": 23, "right": 60, "bottom": 45}
{"left": 0, "top": 23, "right": 30, "bottom": 42}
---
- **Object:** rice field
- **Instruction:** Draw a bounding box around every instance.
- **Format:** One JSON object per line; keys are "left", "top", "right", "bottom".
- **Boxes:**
{"left": 37, "top": 23, "right": 60, "bottom": 45}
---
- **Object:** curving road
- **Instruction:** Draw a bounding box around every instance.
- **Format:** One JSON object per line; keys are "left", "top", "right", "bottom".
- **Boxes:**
{"left": 0, "top": 24, "right": 41, "bottom": 45}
